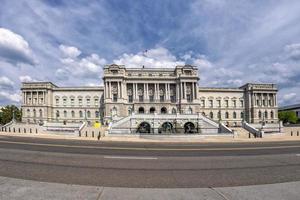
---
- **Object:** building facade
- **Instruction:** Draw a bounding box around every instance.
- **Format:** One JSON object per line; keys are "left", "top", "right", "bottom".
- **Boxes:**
{"left": 21, "top": 64, "right": 279, "bottom": 127}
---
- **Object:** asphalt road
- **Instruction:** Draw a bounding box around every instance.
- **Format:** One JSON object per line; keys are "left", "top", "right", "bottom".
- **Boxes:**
{"left": 0, "top": 135, "right": 300, "bottom": 188}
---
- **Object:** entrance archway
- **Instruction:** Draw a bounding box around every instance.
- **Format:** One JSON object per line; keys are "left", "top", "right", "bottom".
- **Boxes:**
{"left": 137, "top": 122, "right": 151, "bottom": 134}
{"left": 184, "top": 122, "right": 196, "bottom": 134}
{"left": 161, "top": 122, "right": 174, "bottom": 134}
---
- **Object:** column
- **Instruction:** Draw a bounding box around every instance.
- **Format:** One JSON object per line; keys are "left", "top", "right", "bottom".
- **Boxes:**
{"left": 31, "top": 91, "right": 33, "bottom": 104}
{"left": 135, "top": 83, "right": 138, "bottom": 100}
{"left": 105, "top": 82, "right": 108, "bottom": 99}
{"left": 167, "top": 83, "right": 170, "bottom": 100}
{"left": 109, "top": 81, "right": 112, "bottom": 99}
{"left": 165, "top": 83, "right": 168, "bottom": 100}
{"left": 43, "top": 91, "right": 45, "bottom": 105}
{"left": 184, "top": 82, "right": 187, "bottom": 99}
{"left": 192, "top": 82, "right": 194, "bottom": 101}
{"left": 176, "top": 83, "right": 179, "bottom": 102}
{"left": 195, "top": 82, "right": 198, "bottom": 100}
{"left": 117, "top": 82, "right": 120, "bottom": 98}
{"left": 180, "top": 82, "right": 183, "bottom": 100}
{"left": 145, "top": 83, "right": 148, "bottom": 100}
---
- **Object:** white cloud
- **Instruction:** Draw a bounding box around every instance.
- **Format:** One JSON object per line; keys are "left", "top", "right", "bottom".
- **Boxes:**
{"left": 59, "top": 45, "right": 81, "bottom": 58}
{"left": 0, "top": 91, "right": 21, "bottom": 103}
{"left": 56, "top": 45, "right": 106, "bottom": 80}
{"left": 0, "top": 76, "right": 14, "bottom": 89}
{"left": 0, "top": 28, "right": 36, "bottom": 65}
{"left": 113, "top": 47, "right": 185, "bottom": 68}
{"left": 282, "top": 92, "right": 296, "bottom": 102}
{"left": 19, "top": 75, "right": 35, "bottom": 82}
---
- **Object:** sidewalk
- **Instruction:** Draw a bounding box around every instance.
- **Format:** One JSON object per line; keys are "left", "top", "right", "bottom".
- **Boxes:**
{"left": 1, "top": 131, "right": 300, "bottom": 143}
{"left": 0, "top": 176, "right": 299, "bottom": 200}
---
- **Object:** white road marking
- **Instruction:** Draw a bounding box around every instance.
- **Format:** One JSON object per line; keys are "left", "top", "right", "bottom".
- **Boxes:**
{"left": 296, "top": 154, "right": 300, "bottom": 156}
{"left": 104, "top": 156, "right": 158, "bottom": 160}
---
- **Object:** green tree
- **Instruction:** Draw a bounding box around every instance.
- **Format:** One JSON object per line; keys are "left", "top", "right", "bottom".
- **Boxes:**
{"left": 0, "top": 105, "right": 22, "bottom": 125}
{"left": 278, "top": 111, "right": 298, "bottom": 124}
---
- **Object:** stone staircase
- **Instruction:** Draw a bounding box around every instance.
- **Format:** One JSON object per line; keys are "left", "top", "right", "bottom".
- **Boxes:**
{"left": 231, "top": 127, "right": 251, "bottom": 138}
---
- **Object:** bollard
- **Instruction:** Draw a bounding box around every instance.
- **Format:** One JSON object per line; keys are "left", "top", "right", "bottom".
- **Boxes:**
{"left": 36, "top": 129, "right": 38, "bottom": 134}
{"left": 297, "top": 131, "right": 299, "bottom": 136}
{"left": 13, "top": 128, "right": 15, "bottom": 133}
{"left": 92, "top": 131, "right": 94, "bottom": 137}
{"left": 97, "top": 132, "right": 101, "bottom": 140}
{"left": 79, "top": 131, "right": 81, "bottom": 137}
{"left": 30, "top": 128, "right": 32, "bottom": 133}
{"left": 18, "top": 128, "right": 20, "bottom": 133}
{"left": 8, "top": 127, "right": 11, "bottom": 132}
{"left": 291, "top": 131, "right": 293, "bottom": 136}
{"left": 24, "top": 128, "right": 26, "bottom": 133}
{"left": 4, "top": 127, "right": 7, "bottom": 132}
{"left": 248, "top": 132, "right": 251, "bottom": 138}
{"left": 86, "top": 131, "right": 87, "bottom": 137}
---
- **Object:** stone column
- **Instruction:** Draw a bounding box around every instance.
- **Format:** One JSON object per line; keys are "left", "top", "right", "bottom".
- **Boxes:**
{"left": 184, "top": 82, "right": 187, "bottom": 99}
{"left": 165, "top": 83, "right": 168, "bottom": 100}
{"left": 43, "top": 91, "right": 46, "bottom": 105}
{"left": 145, "top": 83, "right": 148, "bottom": 100}
{"left": 109, "top": 81, "right": 112, "bottom": 99}
{"left": 192, "top": 82, "right": 194, "bottom": 101}
{"left": 176, "top": 83, "right": 179, "bottom": 102}
{"left": 117, "top": 81, "right": 120, "bottom": 98}
{"left": 31, "top": 91, "right": 33, "bottom": 105}
{"left": 180, "top": 82, "right": 183, "bottom": 100}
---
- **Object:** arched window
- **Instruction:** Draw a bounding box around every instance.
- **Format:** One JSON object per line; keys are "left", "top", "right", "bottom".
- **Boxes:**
{"left": 71, "top": 110, "right": 75, "bottom": 118}
{"left": 233, "top": 112, "right": 237, "bottom": 119}
{"left": 202, "top": 112, "right": 206, "bottom": 116}
{"left": 128, "top": 107, "right": 132, "bottom": 115}
{"left": 95, "top": 111, "right": 99, "bottom": 118}
{"left": 270, "top": 111, "right": 274, "bottom": 119}
{"left": 209, "top": 112, "right": 213, "bottom": 119}
{"left": 258, "top": 111, "right": 262, "bottom": 119}
{"left": 56, "top": 110, "right": 60, "bottom": 118}
{"left": 87, "top": 110, "right": 91, "bottom": 118}
{"left": 161, "top": 107, "right": 167, "bottom": 114}
{"left": 64, "top": 110, "right": 67, "bottom": 118}
{"left": 225, "top": 112, "right": 229, "bottom": 119}
{"left": 39, "top": 109, "right": 42, "bottom": 118}
{"left": 27, "top": 109, "right": 30, "bottom": 117}
{"left": 79, "top": 110, "right": 83, "bottom": 118}
{"left": 217, "top": 111, "right": 221, "bottom": 119}
{"left": 138, "top": 107, "right": 145, "bottom": 114}
{"left": 241, "top": 112, "right": 244, "bottom": 119}
{"left": 187, "top": 107, "right": 192, "bottom": 114}
{"left": 172, "top": 108, "right": 177, "bottom": 114}
{"left": 112, "top": 107, "right": 117, "bottom": 116}
{"left": 149, "top": 107, "right": 155, "bottom": 114}
{"left": 264, "top": 111, "right": 268, "bottom": 119}
{"left": 33, "top": 109, "right": 36, "bottom": 117}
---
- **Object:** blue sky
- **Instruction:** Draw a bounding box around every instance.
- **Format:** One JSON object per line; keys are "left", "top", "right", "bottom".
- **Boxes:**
{"left": 0, "top": 0, "right": 300, "bottom": 106}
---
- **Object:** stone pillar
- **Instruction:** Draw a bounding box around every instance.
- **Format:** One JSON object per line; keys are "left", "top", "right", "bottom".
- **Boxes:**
{"left": 43, "top": 91, "right": 46, "bottom": 105}
{"left": 31, "top": 91, "right": 33, "bottom": 105}
{"left": 192, "top": 82, "right": 194, "bottom": 101}
{"left": 117, "top": 81, "right": 120, "bottom": 98}
{"left": 135, "top": 83, "right": 138, "bottom": 100}
{"left": 184, "top": 82, "right": 187, "bottom": 99}
{"left": 176, "top": 83, "right": 179, "bottom": 102}
{"left": 109, "top": 81, "right": 112, "bottom": 99}
{"left": 145, "top": 83, "right": 148, "bottom": 100}
{"left": 180, "top": 82, "right": 183, "bottom": 100}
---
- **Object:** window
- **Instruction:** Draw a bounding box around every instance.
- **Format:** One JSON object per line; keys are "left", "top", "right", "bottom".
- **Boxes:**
{"left": 209, "top": 112, "right": 213, "bottom": 119}
{"left": 241, "top": 112, "right": 244, "bottom": 119}
{"left": 150, "top": 107, "right": 155, "bottom": 114}
{"left": 95, "top": 111, "right": 99, "bottom": 118}
{"left": 187, "top": 107, "right": 192, "bottom": 114}
{"left": 172, "top": 108, "right": 177, "bottom": 114}
{"left": 233, "top": 100, "right": 236, "bottom": 108}
{"left": 39, "top": 109, "right": 42, "bottom": 118}
{"left": 86, "top": 98, "right": 90, "bottom": 106}
{"left": 79, "top": 111, "right": 83, "bottom": 118}
{"left": 27, "top": 109, "right": 30, "bottom": 117}
{"left": 201, "top": 100, "right": 205, "bottom": 107}
{"left": 138, "top": 107, "right": 145, "bottom": 114}
{"left": 70, "top": 98, "right": 75, "bottom": 106}
{"left": 128, "top": 95, "right": 133, "bottom": 103}
{"left": 149, "top": 95, "right": 154, "bottom": 102}
{"left": 218, "top": 111, "right": 221, "bottom": 119}
{"left": 71, "top": 111, "right": 75, "bottom": 118}
{"left": 160, "top": 95, "right": 164, "bottom": 102}
{"left": 113, "top": 94, "right": 118, "bottom": 102}
{"left": 269, "top": 99, "right": 272, "bottom": 106}
{"left": 56, "top": 111, "right": 60, "bottom": 118}
{"left": 256, "top": 99, "right": 259, "bottom": 106}
{"left": 79, "top": 98, "right": 82, "bottom": 106}
{"left": 139, "top": 95, "right": 144, "bottom": 102}
{"left": 225, "top": 100, "right": 229, "bottom": 108}
{"left": 33, "top": 109, "right": 36, "bottom": 117}
{"left": 55, "top": 98, "right": 59, "bottom": 105}
{"left": 263, "top": 100, "right": 266, "bottom": 107}
{"left": 94, "top": 98, "right": 99, "bottom": 106}
{"left": 217, "top": 100, "right": 221, "bottom": 108}
{"left": 240, "top": 100, "right": 244, "bottom": 107}
{"left": 209, "top": 100, "right": 213, "bottom": 108}
{"left": 233, "top": 112, "right": 237, "bottom": 119}
{"left": 171, "top": 95, "right": 176, "bottom": 103}
{"left": 63, "top": 98, "right": 67, "bottom": 106}
{"left": 87, "top": 111, "right": 91, "bottom": 118}
{"left": 225, "top": 112, "right": 229, "bottom": 119}
{"left": 258, "top": 111, "right": 262, "bottom": 119}
{"left": 161, "top": 107, "right": 167, "bottom": 114}
{"left": 271, "top": 111, "right": 274, "bottom": 119}
{"left": 265, "top": 111, "right": 268, "bottom": 119}
{"left": 187, "top": 94, "right": 192, "bottom": 102}
{"left": 64, "top": 110, "right": 67, "bottom": 118}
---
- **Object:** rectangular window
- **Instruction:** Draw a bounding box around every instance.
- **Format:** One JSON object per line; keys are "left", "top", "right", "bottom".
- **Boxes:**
{"left": 113, "top": 94, "right": 118, "bottom": 102}
{"left": 128, "top": 95, "right": 133, "bottom": 103}
{"left": 55, "top": 99, "right": 59, "bottom": 105}
{"left": 139, "top": 95, "right": 144, "bottom": 102}
{"left": 160, "top": 95, "right": 164, "bottom": 102}
{"left": 217, "top": 100, "right": 221, "bottom": 108}
{"left": 201, "top": 100, "right": 205, "bottom": 107}
{"left": 187, "top": 94, "right": 192, "bottom": 102}
{"left": 209, "top": 100, "right": 213, "bottom": 108}
{"left": 233, "top": 100, "right": 236, "bottom": 107}
{"left": 225, "top": 100, "right": 229, "bottom": 108}
{"left": 149, "top": 95, "right": 154, "bottom": 102}
{"left": 171, "top": 96, "right": 176, "bottom": 103}
{"left": 94, "top": 99, "right": 99, "bottom": 106}
{"left": 86, "top": 98, "right": 90, "bottom": 106}
{"left": 79, "top": 99, "right": 82, "bottom": 106}
{"left": 240, "top": 100, "right": 244, "bottom": 107}
{"left": 71, "top": 99, "right": 74, "bottom": 106}
{"left": 63, "top": 98, "right": 67, "bottom": 106}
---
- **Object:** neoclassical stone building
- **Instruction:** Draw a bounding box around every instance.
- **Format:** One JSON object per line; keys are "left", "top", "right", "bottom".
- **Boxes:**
{"left": 21, "top": 64, "right": 279, "bottom": 131}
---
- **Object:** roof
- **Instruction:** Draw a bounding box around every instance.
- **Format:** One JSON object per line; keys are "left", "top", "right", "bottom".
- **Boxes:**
{"left": 279, "top": 103, "right": 300, "bottom": 111}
